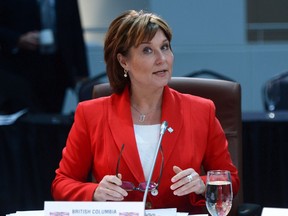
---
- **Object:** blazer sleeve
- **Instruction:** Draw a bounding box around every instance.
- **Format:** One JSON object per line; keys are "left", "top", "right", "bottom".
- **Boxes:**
{"left": 190, "top": 100, "right": 240, "bottom": 206}
{"left": 51, "top": 103, "right": 97, "bottom": 201}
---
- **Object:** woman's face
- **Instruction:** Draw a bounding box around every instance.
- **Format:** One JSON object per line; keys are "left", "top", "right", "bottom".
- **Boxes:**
{"left": 119, "top": 29, "right": 174, "bottom": 90}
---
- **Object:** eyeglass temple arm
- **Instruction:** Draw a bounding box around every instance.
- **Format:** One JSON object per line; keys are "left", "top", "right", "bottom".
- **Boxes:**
{"left": 115, "top": 144, "right": 125, "bottom": 176}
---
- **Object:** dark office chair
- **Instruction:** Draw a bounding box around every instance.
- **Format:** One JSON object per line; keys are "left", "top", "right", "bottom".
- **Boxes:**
{"left": 77, "top": 71, "right": 107, "bottom": 102}
{"left": 92, "top": 77, "right": 262, "bottom": 216}
{"left": 263, "top": 71, "right": 288, "bottom": 111}
{"left": 184, "top": 69, "right": 236, "bottom": 82}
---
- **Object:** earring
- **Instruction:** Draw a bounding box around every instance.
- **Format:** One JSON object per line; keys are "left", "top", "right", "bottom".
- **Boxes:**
{"left": 124, "top": 69, "right": 128, "bottom": 77}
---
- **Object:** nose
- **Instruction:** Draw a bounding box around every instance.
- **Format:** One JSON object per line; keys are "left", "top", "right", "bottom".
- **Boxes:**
{"left": 155, "top": 50, "right": 166, "bottom": 65}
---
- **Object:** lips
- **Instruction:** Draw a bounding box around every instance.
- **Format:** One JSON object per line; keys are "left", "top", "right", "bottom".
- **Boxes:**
{"left": 153, "top": 70, "right": 167, "bottom": 74}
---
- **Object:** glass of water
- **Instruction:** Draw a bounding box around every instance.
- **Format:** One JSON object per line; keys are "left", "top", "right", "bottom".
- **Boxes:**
{"left": 205, "top": 170, "right": 233, "bottom": 216}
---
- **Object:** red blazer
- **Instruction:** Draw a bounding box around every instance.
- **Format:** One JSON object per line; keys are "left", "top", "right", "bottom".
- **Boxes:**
{"left": 52, "top": 86, "right": 240, "bottom": 212}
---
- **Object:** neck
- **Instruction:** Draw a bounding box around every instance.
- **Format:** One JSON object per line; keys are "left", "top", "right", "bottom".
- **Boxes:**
{"left": 131, "top": 104, "right": 159, "bottom": 123}
{"left": 130, "top": 99, "right": 162, "bottom": 124}
{"left": 130, "top": 87, "right": 164, "bottom": 124}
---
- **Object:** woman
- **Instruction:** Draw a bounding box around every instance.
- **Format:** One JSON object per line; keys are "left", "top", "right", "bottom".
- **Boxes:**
{"left": 52, "top": 10, "right": 239, "bottom": 212}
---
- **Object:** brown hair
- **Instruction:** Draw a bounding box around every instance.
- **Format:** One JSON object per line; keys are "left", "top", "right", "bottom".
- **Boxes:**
{"left": 104, "top": 10, "right": 172, "bottom": 94}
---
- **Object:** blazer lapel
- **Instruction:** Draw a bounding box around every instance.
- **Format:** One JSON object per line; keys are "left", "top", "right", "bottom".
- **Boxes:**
{"left": 161, "top": 86, "right": 184, "bottom": 167}
{"left": 108, "top": 88, "right": 145, "bottom": 183}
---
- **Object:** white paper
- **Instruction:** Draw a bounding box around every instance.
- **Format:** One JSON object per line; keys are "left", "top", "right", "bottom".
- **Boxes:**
{"left": 6, "top": 210, "right": 43, "bottom": 216}
{"left": 145, "top": 208, "right": 207, "bottom": 216}
{"left": 145, "top": 208, "right": 178, "bottom": 216}
{"left": 261, "top": 207, "right": 288, "bottom": 216}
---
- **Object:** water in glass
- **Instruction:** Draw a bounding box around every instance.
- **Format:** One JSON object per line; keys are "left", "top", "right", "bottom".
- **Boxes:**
{"left": 205, "top": 170, "right": 233, "bottom": 216}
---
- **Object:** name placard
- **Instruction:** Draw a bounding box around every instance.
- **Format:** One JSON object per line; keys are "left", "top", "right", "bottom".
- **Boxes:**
{"left": 44, "top": 201, "right": 145, "bottom": 216}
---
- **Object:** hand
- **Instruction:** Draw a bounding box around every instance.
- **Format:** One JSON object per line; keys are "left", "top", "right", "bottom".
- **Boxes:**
{"left": 170, "top": 166, "right": 205, "bottom": 196}
{"left": 93, "top": 174, "right": 128, "bottom": 201}
{"left": 18, "top": 31, "right": 40, "bottom": 51}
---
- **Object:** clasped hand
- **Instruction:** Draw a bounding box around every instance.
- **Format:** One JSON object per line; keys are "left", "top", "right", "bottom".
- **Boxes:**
{"left": 170, "top": 166, "right": 205, "bottom": 196}
{"left": 93, "top": 174, "right": 128, "bottom": 201}
{"left": 93, "top": 166, "right": 205, "bottom": 201}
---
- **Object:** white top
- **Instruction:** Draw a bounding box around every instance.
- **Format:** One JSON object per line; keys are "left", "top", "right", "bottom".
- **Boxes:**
{"left": 134, "top": 124, "right": 160, "bottom": 180}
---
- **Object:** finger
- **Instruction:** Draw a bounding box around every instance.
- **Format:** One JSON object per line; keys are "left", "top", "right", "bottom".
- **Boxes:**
{"left": 113, "top": 174, "right": 130, "bottom": 197}
{"left": 116, "top": 173, "right": 122, "bottom": 180}
{"left": 171, "top": 166, "right": 183, "bottom": 183}
{"left": 173, "top": 165, "right": 182, "bottom": 174}
{"left": 103, "top": 186, "right": 126, "bottom": 200}
{"left": 100, "top": 175, "right": 128, "bottom": 196}
{"left": 108, "top": 175, "right": 122, "bottom": 186}
{"left": 95, "top": 185, "right": 124, "bottom": 201}
{"left": 173, "top": 180, "right": 194, "bottom": 196}
{"left": 171, "top": 166, "right": 194, "bottom": 183}
{"left": 171, "top": 166, "right": 189, "bottom": 190}
{"left": 171, "top": 166, "right": 199, "bottom": 192}
{"left": 95, "top": 186, "right": 127, "bottom": 201}
{"left": 105, "top": 175, "right": 128, "bottom": 196}
{"left": 170, "top": 174, "right": 191, "bottom": 190}
{"left": 172, "top": 175, "right": 205, "bottom": 196}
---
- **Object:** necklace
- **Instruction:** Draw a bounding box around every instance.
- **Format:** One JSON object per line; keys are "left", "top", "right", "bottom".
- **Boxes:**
{"left": 131, "top": 104, "right": 157, "bottom": 122}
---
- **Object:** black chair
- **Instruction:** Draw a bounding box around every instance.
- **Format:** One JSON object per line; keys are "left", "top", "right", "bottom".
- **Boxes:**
{"left": 77, "top": 71, "right": 107, "bottom": 102}
{"left": 263, "top": 71, "right": 288, "bottom": 111}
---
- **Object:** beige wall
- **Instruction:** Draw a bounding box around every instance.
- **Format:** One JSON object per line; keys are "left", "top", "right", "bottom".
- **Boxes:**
{"left": 78, "top": 0, "right": 150, "bottom": 45}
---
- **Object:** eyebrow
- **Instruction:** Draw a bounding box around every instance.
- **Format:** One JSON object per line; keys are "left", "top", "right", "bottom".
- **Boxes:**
{"left": 140, "top": 39, "right": 169, "bottom": 45}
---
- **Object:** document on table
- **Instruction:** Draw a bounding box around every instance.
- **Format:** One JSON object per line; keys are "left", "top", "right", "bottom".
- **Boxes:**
{"left": 6, "top": 210, "right": 43, "bottom": 216}
{"left": 146, "top": 207, "right": 207, "bottom": 215}
{"left": 6, "top": 209, "right": 208, "bottom": 216}
{"left": 146, "top": 208, "right": 186, "bottom": 215}
{"left": 261, "top": 207, "right": 288, "bottom": 216}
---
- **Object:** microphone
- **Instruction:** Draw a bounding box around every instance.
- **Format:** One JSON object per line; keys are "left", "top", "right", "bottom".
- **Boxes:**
{"left": 160, "top": 120, "right": 168, "bottom": 135}
{"left": 143, "top": 121, "right": 168, "bottom": 206}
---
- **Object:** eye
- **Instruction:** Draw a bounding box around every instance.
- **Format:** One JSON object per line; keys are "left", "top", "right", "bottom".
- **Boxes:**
{"left": 161, "top": 43, "right": 170, "bottom": 51}
{"left": 143, "top": 46, "right": 152, "bottom": 54}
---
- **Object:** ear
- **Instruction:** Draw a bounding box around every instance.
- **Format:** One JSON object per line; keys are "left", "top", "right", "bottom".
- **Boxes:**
{"left": 117, "top": 53, "right": 128, "bottom": 70}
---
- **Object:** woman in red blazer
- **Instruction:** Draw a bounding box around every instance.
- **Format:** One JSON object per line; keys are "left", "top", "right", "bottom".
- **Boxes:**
{"left": 52, "top": 10, "right": 239, "bottom": 213}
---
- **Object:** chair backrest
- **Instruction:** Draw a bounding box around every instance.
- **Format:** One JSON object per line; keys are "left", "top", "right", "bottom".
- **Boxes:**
{"left": 92, "top": 77, "right": 242, "bottom": 215}
{"left": 263, "top": 71, "right": 288, "bottom": 111}
{"left": 78, "top": 71, "right": 108, "bottom": 102}
{"left": 184, "top": 69, "right": 236, "bottom": 82}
